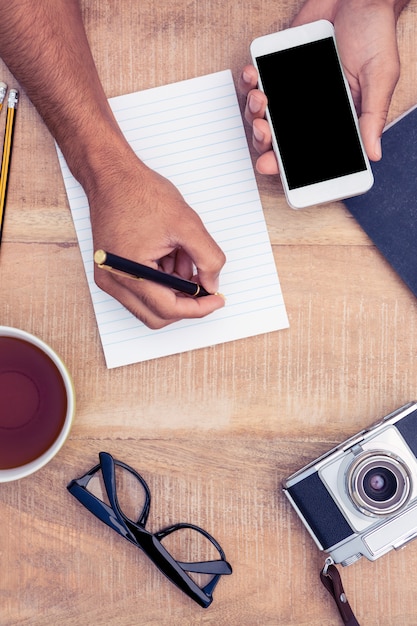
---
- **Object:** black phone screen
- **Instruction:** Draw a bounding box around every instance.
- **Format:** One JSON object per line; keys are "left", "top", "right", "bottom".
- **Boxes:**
{"left": 256, "top": 37, "right": 367, "bottom": 190}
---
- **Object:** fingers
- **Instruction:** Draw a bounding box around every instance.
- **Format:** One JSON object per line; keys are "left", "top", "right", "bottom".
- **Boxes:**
{"left": 256, "top": 150, "right": 280, "bottom": 175}
{"left": 238, "top": 64, "right": 258, "bottom": 96}
{"left": 180, "top": 223, "right": 226, "bottom": 296}
{"left": 159, "top": 247, "right": 193, "bottom": 279}
{"left": 250, "top": 118, "right": 277, "bottom": 173}
{"left": 94, "top": 265, "right": 225, "bottom": 330}
{"left": 93, "top": 204, "right": 226, "bottom": 328}
{"left": 246, "top": 89, "right": 266, "bottom": 125}
{"left": 239, "top": 65, "right": 279, "bottom": 174}
{"left": 240, "top": 65, "right": 267, "bottom": 125}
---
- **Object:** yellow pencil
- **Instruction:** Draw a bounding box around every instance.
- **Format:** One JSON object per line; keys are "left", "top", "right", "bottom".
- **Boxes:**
{"left": 0, "top": 82, "right": 7, "bottom": 112}
{"left": 0, "top": 88, "right": 18, "bottom": 245}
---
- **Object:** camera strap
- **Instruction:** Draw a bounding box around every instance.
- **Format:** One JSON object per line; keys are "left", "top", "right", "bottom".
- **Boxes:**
{"left": 320, "top": 558, "right": 360, "bottom": 626}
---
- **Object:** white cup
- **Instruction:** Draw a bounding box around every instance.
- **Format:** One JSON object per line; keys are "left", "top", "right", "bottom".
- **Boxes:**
{"left": 0, "top": 326, "right": 75, "bottom": 482}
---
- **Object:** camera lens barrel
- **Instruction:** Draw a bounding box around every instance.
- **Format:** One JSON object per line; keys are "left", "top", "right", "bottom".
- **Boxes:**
{"left": 347, "top": 451, "right": 412, "bottom": 517}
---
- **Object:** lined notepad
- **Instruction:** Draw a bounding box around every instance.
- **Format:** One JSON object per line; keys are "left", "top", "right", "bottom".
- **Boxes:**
{"left": 57, "top": 70, "right": 288, "bottom": 368}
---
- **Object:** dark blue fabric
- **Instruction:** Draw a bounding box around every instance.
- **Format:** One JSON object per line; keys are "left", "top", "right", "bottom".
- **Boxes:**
{"left": 344, "top": 106, "right": 417, "bottom": 297}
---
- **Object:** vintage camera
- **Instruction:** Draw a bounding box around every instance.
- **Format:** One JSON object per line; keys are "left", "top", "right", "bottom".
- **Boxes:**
{"left": 283, "top": 402, "right": 417, "bottom": 566}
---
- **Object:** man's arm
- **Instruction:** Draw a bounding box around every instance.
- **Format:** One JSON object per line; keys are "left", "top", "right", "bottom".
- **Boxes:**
{"left": 0, "top": 0, "right": 226, "bottom": 328}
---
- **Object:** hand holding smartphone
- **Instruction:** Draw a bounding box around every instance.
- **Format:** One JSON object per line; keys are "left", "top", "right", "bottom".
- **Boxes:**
{"left": 250, "top": 20, "right": 374, "bottom": 209}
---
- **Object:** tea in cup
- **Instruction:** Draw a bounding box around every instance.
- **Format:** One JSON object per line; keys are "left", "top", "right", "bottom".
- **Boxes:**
{"left": 0, "top": 326, "right": 75, "bottom": 481}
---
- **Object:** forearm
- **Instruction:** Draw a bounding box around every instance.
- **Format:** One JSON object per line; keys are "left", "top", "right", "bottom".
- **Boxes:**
{"left": 0, "top": 0, "right": 134, "bottom": 193}
{"left": 0, "top": 0, "right": 226, "bottom": 327}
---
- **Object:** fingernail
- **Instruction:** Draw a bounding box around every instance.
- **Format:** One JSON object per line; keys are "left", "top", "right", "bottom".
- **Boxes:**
{"left": 253, "top": 125, "right": 264, "bottom": 142}
{"left": 242, "top": 70, "right": 252, "bottom": 84}
{"left": 374, "top": 137, "right": 382, "bottom": 160}
{"left": 248, "top": 94, "right": 262, "bottom": 114}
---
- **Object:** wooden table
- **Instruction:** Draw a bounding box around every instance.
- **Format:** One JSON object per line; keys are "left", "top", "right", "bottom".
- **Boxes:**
{"left": 1, "top": 1, "right": 417, "bottom": 624}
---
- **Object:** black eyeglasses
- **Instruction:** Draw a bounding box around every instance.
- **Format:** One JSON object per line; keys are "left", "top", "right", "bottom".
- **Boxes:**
{"left": 67, "top": 452, "right": 232, "bottom": 608}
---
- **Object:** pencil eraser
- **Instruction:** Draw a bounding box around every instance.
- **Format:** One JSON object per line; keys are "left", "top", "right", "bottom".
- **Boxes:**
{"left": 0, "top": 81, "right": 7, "bottom": 90}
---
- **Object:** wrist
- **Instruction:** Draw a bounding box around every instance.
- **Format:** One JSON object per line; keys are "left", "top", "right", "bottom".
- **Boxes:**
{"left": 61, "top": 120, "right": 146, "bottom": 200}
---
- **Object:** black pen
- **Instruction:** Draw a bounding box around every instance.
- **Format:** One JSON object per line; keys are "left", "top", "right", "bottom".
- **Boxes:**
{"left": 94, "top": 249, "right": 212, "bottom": 297}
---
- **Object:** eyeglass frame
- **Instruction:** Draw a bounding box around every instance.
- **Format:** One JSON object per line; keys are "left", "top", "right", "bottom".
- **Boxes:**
{"left": 67, "top": 451, "right": 232, "bottom": 608}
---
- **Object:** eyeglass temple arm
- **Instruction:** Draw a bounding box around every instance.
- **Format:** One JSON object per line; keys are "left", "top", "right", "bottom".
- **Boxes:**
{"left": 154, "top": 521, "right": 232, "bottom": 598}
{"left": 156, "top": 522, "right": 230, "bottom": 562}
{"left": 67, "top": 453, "right": 147, "bottom": 544}
{"left": 176, "top": 560, "right": 232, "bottom": 575}
{"left": 150, "top": 532, "right": 232, "bottom": 607}
{"left": 67, "top": 481, "right": 137, "bottom": 540}
{"left": 99, "top": 452, "right": 156, "bottom": 545}
{"left": 99, "top": 451, "right": 126, "bottom": 514}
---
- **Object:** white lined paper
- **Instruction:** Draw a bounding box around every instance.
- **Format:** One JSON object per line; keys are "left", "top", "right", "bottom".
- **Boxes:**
{"left": 57, "top": 70, "right": 289, "bottom": 368}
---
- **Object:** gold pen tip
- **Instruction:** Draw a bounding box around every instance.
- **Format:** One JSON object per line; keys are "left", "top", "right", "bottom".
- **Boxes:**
{"left": 94, "top": 249, "right": 107, "bottom": 265}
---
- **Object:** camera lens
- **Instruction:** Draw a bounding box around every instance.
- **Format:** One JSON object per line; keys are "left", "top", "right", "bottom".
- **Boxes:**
{"left": 347, "top": 451, "right": 411, "bottom": 517}
{"left": 362, "top": 467, "right": 397, "bottom": 502}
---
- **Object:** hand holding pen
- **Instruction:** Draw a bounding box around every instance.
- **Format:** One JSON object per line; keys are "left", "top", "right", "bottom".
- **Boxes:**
{"left": 94, "top": 244, "right": 225, "bottom": 329}
{"left": 86, "top": 149, "right": 226, "bottom": 329}
{"left": 94, "top": 249, "right": 217, "bottom": 298}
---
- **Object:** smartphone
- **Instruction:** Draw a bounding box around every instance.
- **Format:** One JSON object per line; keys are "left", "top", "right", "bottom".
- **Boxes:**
{"left": 250, "top": 20, "right": 374, "bottom": 209}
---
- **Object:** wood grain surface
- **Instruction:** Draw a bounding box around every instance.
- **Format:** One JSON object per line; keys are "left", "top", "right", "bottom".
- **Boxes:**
{"left": 1, "top": 1, "right": 417, "bottom": 624}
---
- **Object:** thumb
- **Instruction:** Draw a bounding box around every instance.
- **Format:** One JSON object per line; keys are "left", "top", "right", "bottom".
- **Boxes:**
{"left": 359, "top": 111, "right": 385, "bottom": 162}
{"left": 358, "top": 56, "right": 400, "bottom": 161}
